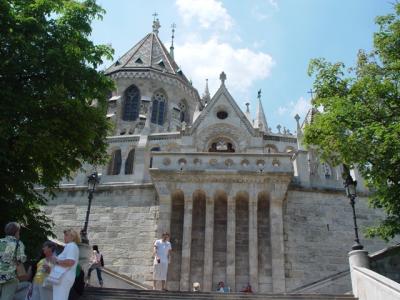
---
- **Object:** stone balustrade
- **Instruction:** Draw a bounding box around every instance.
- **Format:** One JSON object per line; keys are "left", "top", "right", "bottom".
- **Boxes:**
{"left": 150, "top": 152, "right": 293, "bottom": 174}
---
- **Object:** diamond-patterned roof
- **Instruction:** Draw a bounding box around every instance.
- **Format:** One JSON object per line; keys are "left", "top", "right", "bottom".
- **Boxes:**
{"left": 105, "top": 32, "right": 189, "bottom": 83}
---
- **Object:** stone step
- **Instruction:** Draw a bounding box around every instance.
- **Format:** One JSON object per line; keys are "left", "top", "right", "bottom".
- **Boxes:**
{"left": 82, "top": 287, "right": 357, "bottom": 300}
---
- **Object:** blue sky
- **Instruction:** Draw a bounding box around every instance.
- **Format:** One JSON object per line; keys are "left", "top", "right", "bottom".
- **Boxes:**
{"left": 91, "top": 0, "right": 393, "bottom": 133}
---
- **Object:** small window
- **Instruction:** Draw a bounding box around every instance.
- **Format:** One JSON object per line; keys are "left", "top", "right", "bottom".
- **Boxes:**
{"left": 135, "top": 57, "right": 143, "bottom": 64}
{"left": 217, "top": 111, "right": 228, "bottom": 119}
{"left": 107, "top": 149, "right": 122, "bottom": 175}
{"left": 125, "top": 149, "right": 135, "bottom": 175}
{"left": 149, "top": 147, "right": 161, "bottom": 168}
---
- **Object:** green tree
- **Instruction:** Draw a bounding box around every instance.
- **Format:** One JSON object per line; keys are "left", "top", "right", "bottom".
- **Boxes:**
{"left": 304, "top": 4, "right": 400, "bottom": 241}
{"left": 0, "top": 0, "right": 113, "bottom": 258}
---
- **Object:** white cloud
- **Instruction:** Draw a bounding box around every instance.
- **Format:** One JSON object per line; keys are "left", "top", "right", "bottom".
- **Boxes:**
{"left": 268, "top": 0, "right": 279, "bottom": 10}
{"left": 176, "top": 0, "right": 233, "bottom": 31}
{"left": 276, "top": 96, "right": 311, "bottom": 118}
{"left": 175, "top": 37, "right": 274, "bottom": 96}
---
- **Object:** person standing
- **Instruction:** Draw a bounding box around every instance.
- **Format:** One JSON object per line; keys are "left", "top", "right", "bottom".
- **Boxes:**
{"left": 0, "top": 222, "right": 27, "bottom": 300}
{"left": 86, "top": 245, "right": 103, "bottom": 287}
{"left": 30, "top": 240, "right": 56, "bottom": 300}
{"left": 152, "top": 232, "right": 171, "bottom": 291}
{"left": 51, "top": 229, "right": 79, "bottom": 300}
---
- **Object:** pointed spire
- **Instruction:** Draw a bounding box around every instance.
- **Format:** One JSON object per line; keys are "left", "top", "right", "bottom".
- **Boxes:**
{"left": 245, "top": 102, "right": 251, "bottom": 122}
{"left": 202, "top": 79, "right": 211, "bottom": 105}
{"left": 219, "top": 71, "right": 226, "bottom": 86}
{"left": 255, "top": 89, "right": 269, "bottom": 132}
{"left": 294, "top": 114, "right": 301, "bottom": 132}
{"left": 170, "top": 23, "right": 176, "bottom": 59}
{"left": 152, "top": 12, "right": 161, "bottom": 35}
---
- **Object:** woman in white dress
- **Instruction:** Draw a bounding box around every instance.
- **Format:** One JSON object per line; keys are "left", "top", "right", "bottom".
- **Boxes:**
{"left": 51, "top": 229, "right": 79, "bottom": 300}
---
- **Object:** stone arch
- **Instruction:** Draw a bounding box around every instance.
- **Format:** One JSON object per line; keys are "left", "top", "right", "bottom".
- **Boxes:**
{"left": 168, "top": 189, "right": 185, "bottom": 290}
{"left": 208, "top": 136, "right": 236, "bottom": 153}
{"left": 151, "top": 89, "right": 168, "bottom": 125}
{"left": 257, "top": 191, "right": 272, "bottom": 292}
{"left": 122, "top": 84, "right": 140, "bottom": 121}
{"left": 107, "top": 148, "right": 122, "bottom": 175}
{"left": 197, "top": 124, "right": 248, "bottom": 152}
{"left": 284, "top": 146, "right": 295, "bottom": 153}
{"left": 235, "top": 191, "right": 249, "bottom": 291}
{"left": 190, "top": 190, "right": 206, "bottom": 288}
{"left": 212, "top": 190, "right": 227, "bottom": 287}
{"left": 265, "top": 144, "right": 278, "bottom": 153}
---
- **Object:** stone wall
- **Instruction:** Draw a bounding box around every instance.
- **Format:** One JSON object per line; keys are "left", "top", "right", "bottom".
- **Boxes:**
{"left": 370, "top": 244, "right": 400, "bottom": 284}
{"left": 45, "top": 183, "right": 392, "bottom": 292}
{"left": 283, "top": 188, "right": 389, "bottom": 292}
{"left": 45, "top": 184, "right": 158, "bottom": 286}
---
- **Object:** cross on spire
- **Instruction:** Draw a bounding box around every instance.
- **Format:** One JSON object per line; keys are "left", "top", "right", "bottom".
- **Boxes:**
{"left": 308, "top": 89, "right": 315, "bottom": 100}
{"left": 152, "top": 12, "right": 158, "bottom": 21}
{"left": 171, "top": 23, "right": 176, "bottom": 47}
{"left": 257, "top": 89, "right": 262, "bottom": 100}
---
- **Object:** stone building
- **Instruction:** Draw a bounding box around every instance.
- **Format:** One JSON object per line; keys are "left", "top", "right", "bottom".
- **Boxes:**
{"left": 46, "top": 20, "right": 389, "bottom": 293}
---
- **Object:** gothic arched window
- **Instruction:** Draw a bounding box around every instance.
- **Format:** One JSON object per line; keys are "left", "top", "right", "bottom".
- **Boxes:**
{"left": 125, "top": 149, "right": 135, "bottom": 175}
{"left": 107, "top": 149, "right": 122, "bottom": 175}
{"left": 123, "top": 85, "right": 140, "bottom": 121}
{"left": 322, "top": 162, "right": 332, "bottom": 179}
{"left": 151, "top": 92, "right": 167, "bottom": 125}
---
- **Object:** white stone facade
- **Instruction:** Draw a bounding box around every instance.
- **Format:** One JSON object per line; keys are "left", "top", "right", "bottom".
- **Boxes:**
{"left": 46, "top": 23, "right": 389, "bottom": 293}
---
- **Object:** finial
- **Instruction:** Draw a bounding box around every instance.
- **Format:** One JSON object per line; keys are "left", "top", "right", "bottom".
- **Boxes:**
{"left": 170, "top": 23, "right": 176, "bottom": 59}
{"left": 277, "top": 124, "right": 282, "bottom": 134}
{"left": 202, "top": 79, "right": 211, "bottom": 105}
{"left": 257, "top": 89, "right": 262, "bottom": 100}
{"left": 245, "top": 102, "right": 250, "bottom": 113}
{"left": 219, "top": 71, "right": 226, "bottom": 85}
{"left": 152, "top": 12, "right": 158, "bottom": 21}
{"left": 294, "top": 113, "right": 301, "bottom": 128}
{"left": 152, "top": 14, "right": 161, "bottom": 35}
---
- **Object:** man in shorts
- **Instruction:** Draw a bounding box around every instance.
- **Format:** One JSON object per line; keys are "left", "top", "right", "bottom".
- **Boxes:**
{"left": 152, "top": 232, "right": 172, "bottom": 291}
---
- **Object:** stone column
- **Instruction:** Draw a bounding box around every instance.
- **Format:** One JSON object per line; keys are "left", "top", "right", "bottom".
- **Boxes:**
{"left": 226, "top": 193, "right": 236, "bottom": 290}
{"left": 203, "top": 194, "right": 214, "bottom": 291}
{"left": 348, "top": 249, "right": 370, "bottom": 298}
{"left": 249, "top": 189, "right": 258, "bottom": 292}
{"left": 269, "top": 186, "right": 287, "bottom": 292}
{"left": 157, "top": 192, "right": 172, "bottom": 236}
{"left": 180, "top": 192, "right": 193, "bottom": 291}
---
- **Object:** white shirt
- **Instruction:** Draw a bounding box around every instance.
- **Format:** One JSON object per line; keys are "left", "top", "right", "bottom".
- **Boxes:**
{"left": 57, "top": 242, "right": 79, "bottom": 282}
{"left": 154, "top": 239, "right": 171, "bottom": 263}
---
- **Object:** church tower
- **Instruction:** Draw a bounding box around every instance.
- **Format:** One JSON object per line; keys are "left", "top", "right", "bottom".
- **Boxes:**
{"left": 105, "top": 18, "right": 201, "bottom": 136}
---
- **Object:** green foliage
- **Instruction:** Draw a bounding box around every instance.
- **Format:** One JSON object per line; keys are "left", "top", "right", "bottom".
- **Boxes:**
{"left": 304, "top": 4, "right": 400, "bottom": 241}
{"left": 0, "top": 0, "right": 114, "bottom": 258}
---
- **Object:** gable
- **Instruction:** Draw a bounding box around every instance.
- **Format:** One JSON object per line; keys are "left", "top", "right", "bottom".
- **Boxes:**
{"left": 190, "top": 84, "right": 256, "bottom": 136}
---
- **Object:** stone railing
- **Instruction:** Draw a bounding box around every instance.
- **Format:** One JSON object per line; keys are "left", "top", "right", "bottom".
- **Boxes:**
{"left": 150, "top": 152, "right": 293, "bottom": 174}
{"left": 349, "top": 248, "right": 400, "bottom": 300}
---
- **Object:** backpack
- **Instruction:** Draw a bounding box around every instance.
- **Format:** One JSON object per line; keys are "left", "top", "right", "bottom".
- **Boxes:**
{"left": 100, "top": 254, "right": 104, "bottom": 267}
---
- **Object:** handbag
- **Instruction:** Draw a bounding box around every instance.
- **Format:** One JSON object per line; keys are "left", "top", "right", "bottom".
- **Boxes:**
{"left": 14, "top": 241, "right": 27, "bottom": 280}
{"left": 43, "top": 265, "right": 67, "bottom": 286}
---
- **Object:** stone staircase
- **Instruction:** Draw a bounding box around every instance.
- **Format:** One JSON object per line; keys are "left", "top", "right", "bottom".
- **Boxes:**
{"left": 82, "top": 287, "right": 357, "bottom": 300}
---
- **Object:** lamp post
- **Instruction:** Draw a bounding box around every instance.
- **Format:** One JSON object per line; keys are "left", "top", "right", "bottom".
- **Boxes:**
{"left": 343, "top": 166, "right": 364, "bottom": 250}
{"left": 80, "top": 172, "right": 101, "bottom": 244}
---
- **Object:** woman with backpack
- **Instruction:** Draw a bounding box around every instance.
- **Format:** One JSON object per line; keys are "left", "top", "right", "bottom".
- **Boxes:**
{"left": 86, "top": 245, "right": 103, "bottom": 287}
